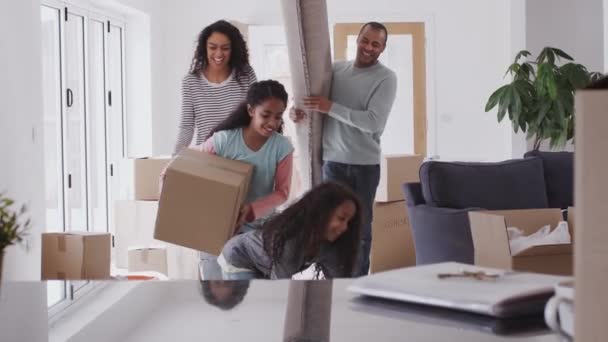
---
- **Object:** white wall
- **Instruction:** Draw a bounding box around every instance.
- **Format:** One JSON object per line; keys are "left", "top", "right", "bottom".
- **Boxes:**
{"left": 0, "top": 0, "right": 45, "bottom": 280}
{"left": 507, "top": 0, "right": 529, "bottom": 159}
{"left": 527, "top": 0, "right": 604, "bottom": 71}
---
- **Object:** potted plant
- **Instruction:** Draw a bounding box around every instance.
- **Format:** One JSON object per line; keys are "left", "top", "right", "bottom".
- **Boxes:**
{"left": 485, "top": 47, "right": 602, "bottom": 150}
{"left": 0, "top": 193, "right": 29, "bottom": 281}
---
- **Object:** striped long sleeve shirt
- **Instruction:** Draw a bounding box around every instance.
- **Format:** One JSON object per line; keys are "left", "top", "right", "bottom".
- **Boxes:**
{"left": 173, "top": 65, "right": 257, "bottom": 154}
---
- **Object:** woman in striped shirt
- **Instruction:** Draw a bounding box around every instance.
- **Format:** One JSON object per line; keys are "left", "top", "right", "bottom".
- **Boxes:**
{"left": 173, "top": 20, "right": 257, "bottom": 155}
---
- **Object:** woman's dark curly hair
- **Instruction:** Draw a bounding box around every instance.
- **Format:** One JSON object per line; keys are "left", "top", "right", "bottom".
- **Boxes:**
{"left": 262, "top": 182, "right": 362, "bottom": 278}
{"left": 205, "top": 79, "right": 288, "bottom": 140}
{"left": 190, "top": 20, "right": 250, "bottom": 83}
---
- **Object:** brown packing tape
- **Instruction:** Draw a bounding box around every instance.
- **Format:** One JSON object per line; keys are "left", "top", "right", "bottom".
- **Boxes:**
{"left": 57, "top": 235, "right": 66, "bottom": 252}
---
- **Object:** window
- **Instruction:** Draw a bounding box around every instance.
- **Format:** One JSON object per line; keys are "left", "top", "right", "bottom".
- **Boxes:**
{"left": 40, "top": 1, "right": 126, "bottom": 312}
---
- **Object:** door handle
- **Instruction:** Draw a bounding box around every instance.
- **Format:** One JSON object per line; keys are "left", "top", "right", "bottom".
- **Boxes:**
{"left": 67, "top": 88, "right": 73, "bottom": 107}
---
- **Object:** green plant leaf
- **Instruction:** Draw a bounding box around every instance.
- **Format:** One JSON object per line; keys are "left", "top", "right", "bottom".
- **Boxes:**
{"left": 504, "top": 63, "right": 520, "bottom": 78}
{"left": 514, "top": 50, "right": 531, "bottom": 63}
{"left": 561, "top": 63, "right": 591, "bottom": 88}
{"left": 497, "top": 86, "right": 512, "bottom": 122}
{"left": 510, "top": 85, "right": 523, "bottom": 123}
{"left": 536, "top": 101, "right": 551, "bottom": 125}
{"left": 537, "top": 47, "right": 556, "bottom": 65}
{"left": 555, "top": 99, "right": 566, "bottom": 121}
{"left": 553, "top": 48, "right": 574, "bottom": 62}
{"left": 485, "top": 85, "right": 508, "bottom": 112}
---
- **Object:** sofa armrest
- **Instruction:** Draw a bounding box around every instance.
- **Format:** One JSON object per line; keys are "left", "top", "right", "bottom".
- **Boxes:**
{"left": 403, "top": 182, "right": 425, "bottom": 206}
{"left": 407, "top": 204, "right": 481, "bottom": 265}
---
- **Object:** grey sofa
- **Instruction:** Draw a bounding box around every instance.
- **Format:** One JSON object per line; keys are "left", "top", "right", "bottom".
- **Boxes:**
{"left": 403, "top": 152, "right": 573, "bottom": 265}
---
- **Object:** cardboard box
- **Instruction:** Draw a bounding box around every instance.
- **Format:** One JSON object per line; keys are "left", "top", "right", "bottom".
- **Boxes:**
{"left": 130, "top": 157, "right": 172, "bottom": 200}
{"left": 114, "top": 200, "right": 162, "bottom": 268}
{"left": 375, "top": 154, "right": 424, "bottom": 202}
{"left": 128, "top": 246, "right": 168, "bottom": 275}
{"left": 42, "top": 232, "right": 111, "bottom": 280}
{"left": 370, "top": 201, "right": 416, "bottom": 273}
{"left": 573, "top": 89, "right": 608, "bottom": 341}
{"left": 469, "top": 209, "right": 573, "bottom": 275}
{"left": 154, "top": 148, "right": 253, "bottom": 255}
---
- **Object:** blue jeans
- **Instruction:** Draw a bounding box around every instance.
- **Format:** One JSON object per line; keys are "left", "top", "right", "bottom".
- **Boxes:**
{"left": 322, "top": 161, "right": 380, "bottom": 277}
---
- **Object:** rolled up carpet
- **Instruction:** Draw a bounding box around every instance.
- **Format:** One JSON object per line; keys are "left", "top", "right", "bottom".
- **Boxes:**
{"left": 280, "top": 0, "right": 333, "bottom": 188}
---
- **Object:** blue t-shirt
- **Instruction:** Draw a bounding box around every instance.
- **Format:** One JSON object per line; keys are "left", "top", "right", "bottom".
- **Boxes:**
{"left": 212, "top": 128, "right": 293, "bottom": 204}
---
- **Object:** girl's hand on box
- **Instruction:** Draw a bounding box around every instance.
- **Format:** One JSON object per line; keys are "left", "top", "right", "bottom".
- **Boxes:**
{"left": 234, "top": 204, "right": 253, "bottom": 234}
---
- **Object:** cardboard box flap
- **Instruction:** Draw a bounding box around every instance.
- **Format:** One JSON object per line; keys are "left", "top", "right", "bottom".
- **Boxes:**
{"left": 44, "top": 231, "right": 108, "bottom": 237}
{"left": 487, "top": 208, "right": 563, "bottom": 236}
{"left": 176, "top": 148, "right": 253, "bottom": 200}
{"left": 514, "top": 244, "right": 572, "bottom": 257}
{"left": 179, "top": 148, "right": 253, "bottom": 176}
{"left": 469, "top": 211, "right": 513, "bottom": 266}
{"left": 166, "top": 162, "right": 245, "bottom": 188}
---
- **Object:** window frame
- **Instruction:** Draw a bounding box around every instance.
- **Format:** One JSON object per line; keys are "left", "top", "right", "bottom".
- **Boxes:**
{"left": 40, "top": 0, "right": 127, "bottom": 315}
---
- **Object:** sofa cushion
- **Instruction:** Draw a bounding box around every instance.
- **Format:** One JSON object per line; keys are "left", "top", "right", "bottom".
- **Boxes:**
{"left": 524, "top": 150, "right": 573, "bottom": 209}
{"left": 419, "top": 157, "right": 549, "bottom": 210}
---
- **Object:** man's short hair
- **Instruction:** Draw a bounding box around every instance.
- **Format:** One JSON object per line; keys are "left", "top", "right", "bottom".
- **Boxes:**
{"left": 358, "top": 22, "right": 388, "bottom": 45}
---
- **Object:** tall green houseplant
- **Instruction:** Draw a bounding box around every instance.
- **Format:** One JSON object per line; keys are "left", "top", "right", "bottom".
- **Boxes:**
{"left": 485, "top": 47, "right": 602, "bottom": 150}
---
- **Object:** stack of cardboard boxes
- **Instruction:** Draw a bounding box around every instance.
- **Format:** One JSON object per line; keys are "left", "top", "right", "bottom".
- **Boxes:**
{"left": 114, "top": 156, "right": 171, "bottom": 275}
{"left": 41, "top": 156, "right": 172, "bottom": 280}
{"left": 370, "top": 154, "right": 423, "bottom": 273}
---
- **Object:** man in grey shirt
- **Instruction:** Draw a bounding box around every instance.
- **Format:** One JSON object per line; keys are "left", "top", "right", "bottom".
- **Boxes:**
{"left": 292, "top": 22, "right": 397, "bottom": 276}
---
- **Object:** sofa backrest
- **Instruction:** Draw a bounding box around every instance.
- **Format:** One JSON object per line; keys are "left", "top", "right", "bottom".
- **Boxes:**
{"left": 524, "top": 150, "right": 573, "bottom": 209}
{"left": 419, "top": 157, "right": 549, "bottom": 210}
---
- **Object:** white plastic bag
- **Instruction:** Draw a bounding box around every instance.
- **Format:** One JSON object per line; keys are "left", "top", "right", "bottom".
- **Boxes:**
{"left": 507, "top": 221, "right": 571, "bottom": 255}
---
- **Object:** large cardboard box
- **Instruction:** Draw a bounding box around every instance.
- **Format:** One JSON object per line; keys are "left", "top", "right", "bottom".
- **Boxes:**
{"left": 370, "top": 201, "right": 416, "bottom": 273}
{"left": 375, "top": 154, "right": 424, "bottom": 202}
{"left": 128, "top": 246, "right": 168, "bottom": 275}
{"left": 114, "top": 200, "right": 162, "bottom": 268}
{"left": 130, "top": 157, "right": 172, "bottom": 200}
{"left": 154, "top": 148, "right": 253, "bottom": 255}
{"left": 469, "top": 209, "right": 573, "bottom": 275}
{"left": 42, "top": 232, "right": 111, "bottom": 280}
{"left": 574, "top": 89, "right": 608, "bottom": 341}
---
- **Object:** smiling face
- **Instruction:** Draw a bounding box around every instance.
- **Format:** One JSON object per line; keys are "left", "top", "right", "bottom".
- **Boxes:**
{"left": 355, "top": 25, "right": 387, "bottom": 68}
{"left": 247, "top": 97, "right": 286, "bottom": 138}
{"left": 206, "top": 31, "right": 232, "bottom": 71}
{"left": 324, "top": 200, "right": 357, "bottom": 242}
